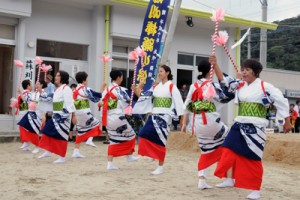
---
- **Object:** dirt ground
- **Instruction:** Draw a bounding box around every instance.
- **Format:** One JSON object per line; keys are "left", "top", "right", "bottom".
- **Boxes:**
{"left": 0, "top": 133, "right": 299, "bottom": 200}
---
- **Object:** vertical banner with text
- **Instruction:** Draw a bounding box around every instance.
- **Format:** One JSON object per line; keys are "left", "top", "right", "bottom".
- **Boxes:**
{"left": 135, "top": 0, "right": 170, "bottom": 91}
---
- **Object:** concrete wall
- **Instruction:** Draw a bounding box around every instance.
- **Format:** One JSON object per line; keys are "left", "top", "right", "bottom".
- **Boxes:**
{"left": 111, "top": 5, "right": 144, "bottom": 39}
{"left": 24, "top": 0, "right": 93, "bottom": 58}
{"left": 0, "top": 0, "right": 32, "bottom": 17}
{"left": 261, "top": 69, "right": 300, "bottom": 91}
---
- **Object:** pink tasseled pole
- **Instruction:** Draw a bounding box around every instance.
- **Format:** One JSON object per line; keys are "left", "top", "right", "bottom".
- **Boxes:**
{"left": 100, "top": 54, "right": 113, "bottom": 83}
{"left": 11, "top": 60, "right": 24, "bottom": 110}
{"left": 124, "top": 49, "right": 139, "bottom": 116}
{"left": 29, "top": 57, "right": 44, "bottom": 111}
{"left": 41, "top": 64, "right": 52, "bottom": 81}
{"left": 209, "top": 8, "right": 225, "bottom": 82}
{"left": 215, "top": 30, "right": 239, "bottom": 74}
{"left": 14, "top": 60, "right": 24, "bottom": 93}
{"left": 205, "top": 8, "right": 225, "bottom": 100}
{"left": 135, "top": 46, "right": 147, "bottom": 70}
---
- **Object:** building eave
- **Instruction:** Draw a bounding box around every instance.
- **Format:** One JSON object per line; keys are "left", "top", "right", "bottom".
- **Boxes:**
{"left": 112, "top": 0, "right": 278, "bottom": 30}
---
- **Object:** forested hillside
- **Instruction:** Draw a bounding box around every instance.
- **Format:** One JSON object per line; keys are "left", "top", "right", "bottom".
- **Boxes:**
{"left": 241, "top": 15, "right": 300, "bottom": 71}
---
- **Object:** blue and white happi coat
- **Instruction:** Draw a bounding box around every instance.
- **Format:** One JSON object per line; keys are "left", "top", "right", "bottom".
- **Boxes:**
{"left": 18, "top": 90, "right": 52, "bottom": 134}
{"left": 101, "top": 83, "right": 135, "bottom": 144}
{"left": 17, "top": 90, "right": 32, "bottom": 121}
{"left": 42, "top": 84, "right": 76, "bottom": 141}
{"left": 223, "top": 78, "right": 289, "bottom": 160}
{"left": 184, "top": 75, "right": 238, "bottom": 154}
{"left": 133, "top": 81, "right": 184, "bottom": 147}
{"left": 74, "top": 84, "right": 102, "bottom": 136}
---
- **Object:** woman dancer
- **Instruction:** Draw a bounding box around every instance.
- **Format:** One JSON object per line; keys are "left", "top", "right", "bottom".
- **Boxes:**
{"left": 38, "top": 71, "right": 76, "bottom": 164}
{"left": 214, "top": 59, "right": 292, "bottom": 199}
{"left": 101, "top": 70, "right": 138, "bottom": 170}
{"left": 133, "top": 65, "right": 184, "bottom": 175}
{"left": 18, "top": 80, "right": 49, "bottom": 154}
{"left": 17, "top": 80, "right": 33, "bottom": 151}
{"left": 181, "top": 55, "right": 237, "bottom": 189}
{"left": 72, "top": 71, "right": 103, "bottom": 158}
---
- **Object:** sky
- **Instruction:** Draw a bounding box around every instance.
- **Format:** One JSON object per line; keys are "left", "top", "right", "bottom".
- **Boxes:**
{"left": 174, "top": 0, "right": 300, "bottom": 22}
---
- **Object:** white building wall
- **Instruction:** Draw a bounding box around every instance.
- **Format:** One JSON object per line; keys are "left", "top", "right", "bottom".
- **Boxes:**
{"left": 111, "top": 5, "right": 144, "bottom": 39}
{"left": 261, "top": 69, "right": 300, "bottom": 91}
{"left": 2, "top": 1, "right": 298, "bottom": 130}
{"left": 0, "top": 0, "right": 32, "bottom": 17}
{"left": 24, "top": 0, "right": 93, "bottom": 58}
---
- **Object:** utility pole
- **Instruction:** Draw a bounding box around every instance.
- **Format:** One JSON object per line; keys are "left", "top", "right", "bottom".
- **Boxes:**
{"left": 247, "top": 29, "right": 251, "bottom": 59}
{"left": 160, "top": 0, "right": 182, "bottom": 64}
{"left": 260, "top": 0, "right": 268, "bottom": 67}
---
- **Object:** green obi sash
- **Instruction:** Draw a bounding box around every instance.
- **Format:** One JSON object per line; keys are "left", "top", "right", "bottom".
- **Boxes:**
{"left": 239, "top": 102, "right": 267, "bottom": 118}
{"left": 153, "top": 97, "right": 172, "bottom": 108}
{"left": 19, "top": 103, "right": 28, "bottom": 111}
{"left": 187, "top": 100, "right": 216, "bottom": 113}
{"left": 108, "top": 99, "right": 118, "bottom": 110}
{"left": 74, "top": 99, "right": 90, "bottom": 110}
{"left": 53, "top": 101, "right": 64, "bottom": 111}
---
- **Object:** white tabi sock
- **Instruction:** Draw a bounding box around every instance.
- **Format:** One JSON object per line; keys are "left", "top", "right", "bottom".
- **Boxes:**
{"left": 53, "top": 156, "right": 65, "bottom": 164}
{"left": 72, "top": 148, "right": 86, "bottom": 158}
{"left": 32, "top": 147, "right": 40, "bottom": 154}
{"left": 198, "top": 179, "right": 213, "bottom": 190}
{"left": 19, "top": 142, "right": 28, "bottom": 149}
{"left": 247, "top": 190, "right": 260, "bottom": 199}
{"left": 107, "top": 161, "right": 119, "bottom": 170}
{"left": 151, "top": 166, "right": 164, "bottom": 175}
{"left": 198, "top": 169, "right": 208, "bottom": 178}
{"left": 216, "top": 178, "right": 234, "bottom": 188}
{"left": 86, "top": 137, "right": 96, "bottom": 147}
{"left": 38, "top": 151, "right": 52, "bottom": 159}
{"left": 21, "top": 142, "right": 30, "bottom": 151}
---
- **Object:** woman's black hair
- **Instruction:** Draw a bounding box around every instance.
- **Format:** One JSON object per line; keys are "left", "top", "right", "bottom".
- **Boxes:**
{"left": 58, "top": 70, "right": 69, "bottom": 84}
{"left": 241, "top": 59, "right": 263, "bottom": 78}
{"left": 197, "top": 60, "right": 211, "bottom": 80}
{"left": 110, "top": 70, "right": 123, "bottom": 81}
{"left": 70, "top": 84, "right": 77, "bottom": 89}
{"left": 22, "top": 79, "right": 31, "bottom": 90}
{"left": 160, "top": 65, "right": 173, "bottom": 80}
{"left": 39, "top": 80, "right": 47, "bottom": 89}
{"left": 75, "top": 71, "right": 88, "bottom": 84}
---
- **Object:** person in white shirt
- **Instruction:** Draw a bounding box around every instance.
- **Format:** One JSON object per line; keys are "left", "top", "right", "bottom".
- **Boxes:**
{"left": 294, "top": 100, "right": 300, "bottom": 133}
{"left": 38, "top": 70, "right": 76, "bottom": 164}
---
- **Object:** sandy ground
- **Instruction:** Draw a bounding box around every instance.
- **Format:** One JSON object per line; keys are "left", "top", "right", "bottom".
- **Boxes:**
{"left": 0, "top": 133, "right": 300, "bottom": 200}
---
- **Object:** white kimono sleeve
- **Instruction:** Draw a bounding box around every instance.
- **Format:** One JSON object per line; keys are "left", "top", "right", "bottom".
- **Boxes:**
{"left": 265, "top": 82, "right": 289, "bottom": 119}
{"left": 171, "top": 85, "right": 184, "bottom": 116}
{"left": 63, "top": 86, "right": 76, "bottom": 113}
{"left": 132, "top": 87, "right": 154, "bottom": 114}
{"left": 23, "top": 92, "right": 33, "bottom": 104}
{"left": 39, "top": 91, "right": 53, "bottom": 102}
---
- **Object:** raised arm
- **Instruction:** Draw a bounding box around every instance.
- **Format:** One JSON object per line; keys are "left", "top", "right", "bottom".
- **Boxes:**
{"left": 209, "top": 55, "right": 223, "bottom": 81}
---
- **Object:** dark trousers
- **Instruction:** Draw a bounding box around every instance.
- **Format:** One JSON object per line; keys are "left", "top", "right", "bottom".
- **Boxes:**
{"left": 295, "top": 118, "right": 300, "bottom": 133}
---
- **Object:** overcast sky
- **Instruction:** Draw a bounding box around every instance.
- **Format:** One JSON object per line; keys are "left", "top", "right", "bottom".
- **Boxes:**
{"left": 175, "top": 0, "right": 300, "bottom": 22}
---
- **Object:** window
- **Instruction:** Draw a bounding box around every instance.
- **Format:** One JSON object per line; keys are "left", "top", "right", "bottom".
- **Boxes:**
{"left": 112, "top": 40, "right": 139, "bottom": 89}
{"left": 178, "top": 53, "right": 209, "bottom": 67}
{"left": 36, "top": 39, "right": 88, "bottom": 61}
{"left": 177, "top": 53, "right": 194, "bottom": 66}
{"left": 196, "top": 56, "right": 209, "bottom": 66}
{"left": 177, "top": 69, "right": 193, "bottom": 88}
{"left": 112, "top": 45, "right": 128, "bottom": 54}
{"left": 0, "top": 24, "right": 15, "bottom": 40}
